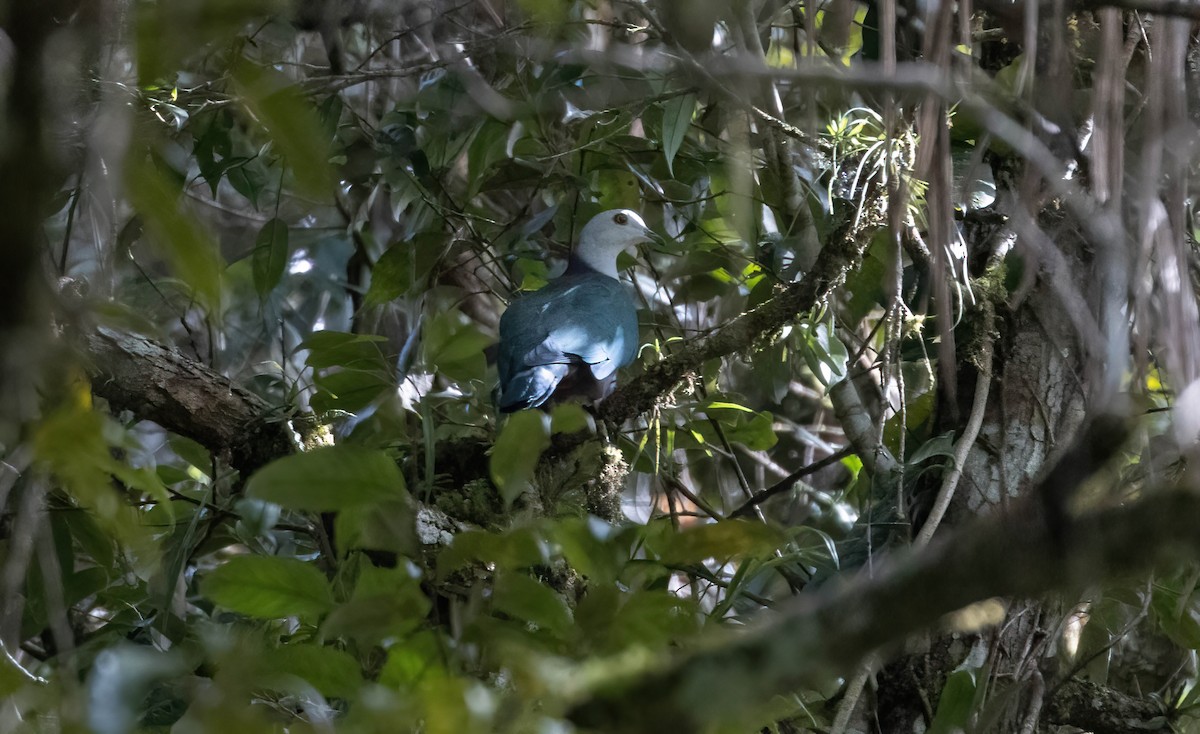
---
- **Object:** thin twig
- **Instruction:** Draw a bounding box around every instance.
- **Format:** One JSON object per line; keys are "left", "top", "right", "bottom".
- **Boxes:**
{"left": 914, "top": 335, "right": 994, "bottom": 548}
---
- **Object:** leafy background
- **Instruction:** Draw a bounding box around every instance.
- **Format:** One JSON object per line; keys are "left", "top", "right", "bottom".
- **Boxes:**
{"left": 2, "top": 1, "right": 1200, "bottom": 733}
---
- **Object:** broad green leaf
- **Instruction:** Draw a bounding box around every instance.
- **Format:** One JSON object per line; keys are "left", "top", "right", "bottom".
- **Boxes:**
{"left": 200, "top": 555, "right": 333, "bottom": 621}
{"left": 302, "top": 331, "right": 391, "bottom": 371}
{"left": 311, "top": 369, "right": 393, "bottom": 415}
{"left": 907, "top": 431, "right": 957, "bottom": 467}
{"left": 1151, "top": 572, "right": 1200, "bottom": 650}
{"left": 135, "top": 0, "right": 284, "bottom": 81}
{"left": 662, "top": 93, "right": 696, "bottom": 175}
{"left": 492, "top": 571, "right": 573, "bottom": 636}
{"left": 553, "top": 517, "right": 622, "bottom": 583}
{"left": 423, "top": 308, "right": 492, "bottom": 383}
{"left": 928, "top": 667, "right": 977, "bottom": 734}
{"left": 334, "top": 499, "right": 418, "bottom": 556}
{"left": 550, "top": 404, "right": 591, "bottom": 434}
{"left": 264, "top": 644, "right": 362, "bottom": 699}
{"left": 696, "top": 404, "right": 778, "bottom": 451}
{"left": 380, "top": 631, "right": 444, "bottom": 689}
{"left": 656, "top": 520, "right": 787, "bottom": 565}
{"left": 490, "top": 411, "right": 551, "bottom": 505}
{"left": 35, "top": 403, "right": 168, "bottom": 563}
{"left": 323, "top": 565, "right": 431, "bottom": 645}
{"left": 233, "top": 62, "right": 334, "bottom": 201}
{"left": 517, "top": 0, "right": 567, "bottom": 27}
{"left": 124, "top": 155, "right": 223, "bottom": 308}
{"left": 251, "top": 218, "right": 289, "bottom": 296}
{"left": 466, "top": 119, "right": 512, "bottom": 197}
{"left": 247, "top": 446, "right": 406, "bottom": 512}
{"left": 613, "top": 590, "right": 700, "bottom": 647}
{"left": 366, "top": 234, "right": 444, "bottom": 306}
{"left": 437, "top": 528, "right": 548, "bottom": 579}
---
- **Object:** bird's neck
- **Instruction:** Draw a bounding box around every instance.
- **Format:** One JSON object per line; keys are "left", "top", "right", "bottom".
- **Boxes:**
{"left": 567, "top": 250, "right": 620, "bottom": 279}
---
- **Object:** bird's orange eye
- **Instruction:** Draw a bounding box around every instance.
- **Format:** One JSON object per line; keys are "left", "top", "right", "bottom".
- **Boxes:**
{"left": 614, "top": 212, "right": 629, "bottom": 225}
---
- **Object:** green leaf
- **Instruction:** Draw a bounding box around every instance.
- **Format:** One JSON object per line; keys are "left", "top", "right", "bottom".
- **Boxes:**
{"left": 662, "top": 93, "right": 696, "bottom": 176}
{"left": 311, "top": 369, "right": 393, "bottom": 415}
{"left": 263, "top": 644, "right": 362, "bottom": 699}
{"left": 907, "top": 431, "right": 956, "bottom": 467}
{"left": 200, "top": 555, "right": 333, "bottom": 621}
{"left": 928, "top": 667, "right": 976, "bottom": 734}
{"left": 517, "top": 0, "right": 567, "bottom": 27}
{"left": 251, "top": 218, "right": 289, "bottom": 296}
{"left": 554, "top": 517, "right": 622, "bottom": 583}
{"left": 424, "top": 310, "right": 493, "bottom": 382}
{"left": 323, "top": 565, "right": 431, "bottom": 645}
{"left": 124, "top": 155, "right": 223, "bottom": 308}
{"left": 366, "top": 234, "right": 443, "bottom": 306}
{"left": 550, "top": 404, "right": 591, "bottom": 434}
{"left": 233, "top": 62, "right": 334, "bottom": 201}
{"left": 613, "top": 590, "right": 700, "bottom": 647}
{"left": 490, "top": 411, "right": 551, "bottom": 505}
{"left": 1151, "top": 572, "right": 1200, "bottom": 649}
{"left": 380, "top": 631, "right": 443, "bottom": 689}
{"left": 418, "top": 305, "right": 492, "bottom": 384}
{"left": 247, "top": 446, "right": 406, "bottom": 512}
{"left": 334, "top": 499, "right": 417, "bottom": 556}
{"left": 798, "top": 321, "right": 849, "bottom": 387}
{"left": 697, "top": 403, "right": 778, "bottom": 451}
{"left": 656, "top": 521, "right": 787, "bottom": 564}
{"left": 437, "top": 528, "right": 548, "bottom": 579}
{"left": 302, "top": 331, "right": 391, "bottom": 371}
{"left": 492, "top": 572, "right": 573, "bottom": 636}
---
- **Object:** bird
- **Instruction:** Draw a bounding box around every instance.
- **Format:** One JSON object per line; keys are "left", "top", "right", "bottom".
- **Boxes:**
{"left": 496, "top": 209, "right": 653, "bottom": 413}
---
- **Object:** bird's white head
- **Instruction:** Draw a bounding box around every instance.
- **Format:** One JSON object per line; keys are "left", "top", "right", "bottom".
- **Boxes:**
{"left": 574, "top": 209, "right": 654, "bottom": 278}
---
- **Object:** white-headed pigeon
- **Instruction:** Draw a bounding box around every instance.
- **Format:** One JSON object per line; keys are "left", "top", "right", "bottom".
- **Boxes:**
{"left": 497, "top": 209, "right": 653, "bottom": 412}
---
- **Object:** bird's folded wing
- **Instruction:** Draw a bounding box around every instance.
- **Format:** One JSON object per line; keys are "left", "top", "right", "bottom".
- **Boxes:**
{"left": 500, "top": 276, "right": 635, "bottom": 381}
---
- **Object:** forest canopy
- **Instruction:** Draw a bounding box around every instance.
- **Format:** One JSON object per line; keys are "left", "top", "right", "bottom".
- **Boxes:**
{"left": 1, "top": 1, "right": 1200, "bottom": 733}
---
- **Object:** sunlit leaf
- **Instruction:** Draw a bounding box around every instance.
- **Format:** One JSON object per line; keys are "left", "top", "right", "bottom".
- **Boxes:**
{"left": 263, "top": 644, "right": 363, "bottom": 698}
{"left": 655, "top": 521, "right": 787, "bottom": 564}
{"left": 247, "top": 446, "right": 406, "bottom": 512}
{"left": 200, "top": 555, "right": 334, "bottom": 621}
{"left": 490, "top": 411, "right": 551, "bottom": 505}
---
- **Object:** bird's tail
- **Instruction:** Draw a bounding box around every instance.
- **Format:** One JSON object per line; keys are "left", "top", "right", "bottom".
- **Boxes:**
{"left": 498, "top": 363, "right": 569, "bottom": 412}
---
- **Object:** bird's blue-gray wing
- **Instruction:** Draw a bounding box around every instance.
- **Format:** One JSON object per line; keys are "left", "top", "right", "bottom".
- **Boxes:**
{"left": 497, "top": 275, "right": 638, "bottom": 410}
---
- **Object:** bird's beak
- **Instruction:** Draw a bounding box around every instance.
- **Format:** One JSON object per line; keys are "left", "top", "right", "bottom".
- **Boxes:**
{"left": 640, "top": 226, "right": 674, "bottom": 256}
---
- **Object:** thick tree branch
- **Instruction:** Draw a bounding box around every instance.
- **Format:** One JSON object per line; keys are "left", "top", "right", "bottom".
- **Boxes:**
{"left": 83, "top": 326, "right": 298, "bottom": 474}
{"left": 568, "top": 480, "right": 1194, "bottom": 732}
{"left": 601, "top": 225, "right": 868, "bottom": 423}
{"left": 1045, "top": 678, "right": 1169, "bottom": 732}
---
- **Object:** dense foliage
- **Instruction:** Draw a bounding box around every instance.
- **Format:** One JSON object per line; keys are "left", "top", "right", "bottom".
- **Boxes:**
{"left": 4, "top": 1, "right": 1200, "bottom": 732}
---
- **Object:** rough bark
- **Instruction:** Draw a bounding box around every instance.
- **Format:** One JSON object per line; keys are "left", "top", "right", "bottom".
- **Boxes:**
{"left": 83, "top": 326, "right": 299, "bottom": 474}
